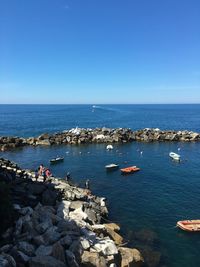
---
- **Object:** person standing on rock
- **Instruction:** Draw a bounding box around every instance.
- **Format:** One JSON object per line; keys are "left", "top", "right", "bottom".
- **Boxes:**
{"left": 35, "top": 168, "right": 39, "bottom": 181}
{"left": 85, "top": 179, "right": 90, "bottom": 189}
{"left": 38, "top": 164, "right": 44, "bottom": 176}
{"left": 65, "top": 172, "right": 71, "bottom": 182}
{"left": 45, "top": 168, "right": 52, "bottom": 179}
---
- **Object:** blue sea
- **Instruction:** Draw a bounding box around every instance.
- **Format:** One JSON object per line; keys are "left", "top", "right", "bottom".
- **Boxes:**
{"left": 1, "top": 104, "right": 200, "bottom": 267}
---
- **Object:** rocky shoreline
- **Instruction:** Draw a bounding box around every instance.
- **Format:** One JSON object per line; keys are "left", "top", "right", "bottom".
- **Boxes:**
{"left": 0, "top": 127, "right": 200, "bottom": 151}
{"left": 0, "top": 157, "right": 147, "bottom": 267}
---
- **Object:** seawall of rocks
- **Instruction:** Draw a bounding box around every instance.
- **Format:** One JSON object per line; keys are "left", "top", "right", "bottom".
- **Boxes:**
{"left": 0, "top": 158, "right": 146, "bottom": 267}
{"left": 0, "top": 127, "right": 200, "bottom": 151}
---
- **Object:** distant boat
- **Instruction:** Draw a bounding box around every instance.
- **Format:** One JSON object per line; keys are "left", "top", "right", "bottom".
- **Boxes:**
{"left": 106, "top": 145, "right": 113, "bottom": 150}
{"left": 177, "top": 220, "right": 200, "bottom": 232}
{"left": 50, "top": 157, "right": 64, "bottom": 164}
{"left": 105, "top": 164, "right": 119, "bottom": 170}
{"left": 120, "top": 166, "right": 140, "bottom": 174}
{"left": 169, "top": 152, "right": 180, "bottom": 161}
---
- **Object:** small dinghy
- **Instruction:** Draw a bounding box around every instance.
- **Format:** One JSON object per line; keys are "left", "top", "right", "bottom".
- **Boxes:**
{"left": 120, "top": 166, "right": 140, "bottom": 174}
{"left": 177, "top": 220, "right": 200, "bottom": 232}
{"left": 106, "top": 145, "right": 113, "bottom": 150}
{"left": 105, "top": 164, "right": 119, "bottom": 170}
{"left": 169, "top": 152, "right": 180, "bottom": 161}
{"left": 50, "top": 157, "right": 64, "bottom": 164}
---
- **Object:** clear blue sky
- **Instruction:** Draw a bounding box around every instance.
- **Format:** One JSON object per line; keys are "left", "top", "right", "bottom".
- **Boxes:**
{"left": 0, "top": 0, "right": 200, "bottom": 104}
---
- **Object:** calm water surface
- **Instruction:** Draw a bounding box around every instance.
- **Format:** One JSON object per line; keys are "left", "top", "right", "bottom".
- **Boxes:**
{"left": 1, "top": 104, "right": 200, "bottom": 267}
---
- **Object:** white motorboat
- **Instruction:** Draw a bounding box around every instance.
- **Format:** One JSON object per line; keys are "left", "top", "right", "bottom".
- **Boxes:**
{"left": 50, "top": 157, "right": 64, "bottom": 164}
{"left": 105, "top": 164, "right": 119, "bottom": 170}
{"left": 169, "top": 152, "right": 180, "bottom": 161}
{"left": 106, "top": 145, "right": 113, "bottom": 150}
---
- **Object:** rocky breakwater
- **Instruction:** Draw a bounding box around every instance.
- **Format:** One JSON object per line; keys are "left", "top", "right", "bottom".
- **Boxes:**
{"left": 1, "top": 127, "right": 200, "bottom": 151}
{"left": 0, "top": 158, "right": 145, "bottom": 267}
{"left": 0, "top": 127, "right": 200, "bottom": 151}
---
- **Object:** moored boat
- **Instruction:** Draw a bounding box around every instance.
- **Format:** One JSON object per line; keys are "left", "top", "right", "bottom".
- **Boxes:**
{"left": 105, "top": 164, "right": 119, "bottom": 170}
{"left": 50, "top": 157, "right": 64, "bottom": 164}
{"left": 169, "top": 152, "right": 180, "bottom": 161}
{"left": 106, "top": 145, "right": 113, "bottom": 150}
{"left": 177, "top": 220, "right": 200, "bottom": 232}
{"left": 120, "top": 166, "right": 140, "bottom": 174}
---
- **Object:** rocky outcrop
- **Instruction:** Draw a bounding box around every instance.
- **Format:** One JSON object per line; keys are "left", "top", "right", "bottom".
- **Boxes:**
{"left": 0, "top": 127, "right": 200, "bottom": 151}
{"left": 0, "top": 158, "right": 158, "bottom": 267}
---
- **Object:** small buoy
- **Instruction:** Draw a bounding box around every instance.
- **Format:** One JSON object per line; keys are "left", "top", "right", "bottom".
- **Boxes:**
{"left": 178, "top": 147, "right": 181, "bottom": 151}
{"left": 140, "top": 151, "right": 143, "bottom": 155}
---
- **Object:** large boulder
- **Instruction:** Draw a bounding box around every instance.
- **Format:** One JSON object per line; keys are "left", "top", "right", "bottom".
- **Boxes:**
{"left": 119, "top": 247, "right": 144, "bottom": 267}
{"left": 190, "top": 132, "right": 199, "bottom": 141}
{"left": 0, "top": 253, "right": 16, "bottom": 267}
{"left": 104, "top": 223, "right": 120, "bottom": 232}
{"left": 29, "top": 256, "right": 66, "bottom": 267}
{"left": 17, "top": 241, "right": 35, "bottom": 257}
{"left": 57, "top": 201, "right": 71, "bottom": 219}
{"left": 69, "top": 207, "right": 88, "bottom": 226}
{"left": 42, "top": 189, "right": 57, "bottom": 206}
{"left": 38, "top": 133, "right": 49, "bottom": 140}
{"left": 81, "top": 251, "right": 107, "bottom": 267}
{"left": 27, "top": 183, "right": 46, "bottom": 195}
{"left": 93, "top": 238, "right": 118, "bottom": 256}
{"left": 35, "top": 245, "right": 53, "bottom": 256}
{"left": 51, "top": 242, "right": 66, "bottom": 263}
{"left": 105, "top": 227, "right": 123, "bottom": 245}
{"left": 42, "top": 226, "right": 61, "bottom": 245}
{"left": 35, "top": 139, "right": 51, "bottom": 146}
{"left": 69, "top": 201, "right": 84, "bottom": 211}
{"left": 65, "top": 250, "right": 79, "bottom": 267}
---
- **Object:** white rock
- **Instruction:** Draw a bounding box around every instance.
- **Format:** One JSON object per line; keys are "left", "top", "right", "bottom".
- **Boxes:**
{"left": 57, "top": 201, "right": 71, "bottom": 219}
{"left": 93, "top": 238, "right": 118, "bottom": 256}
{"left": 69, "top": 207, "right": 88, "bottom": 225}
{"left": 80, "top": 237, "right": 90, "bottom": 250}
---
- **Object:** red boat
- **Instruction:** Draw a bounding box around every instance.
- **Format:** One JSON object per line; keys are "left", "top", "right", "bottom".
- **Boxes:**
{"left": 120, "top": 166, "right": 140, "bottom": 174}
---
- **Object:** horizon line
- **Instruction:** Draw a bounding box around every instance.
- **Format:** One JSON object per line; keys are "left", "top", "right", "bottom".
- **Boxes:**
{"left": 0, "top": 103, "right": 200, "bottom": 105}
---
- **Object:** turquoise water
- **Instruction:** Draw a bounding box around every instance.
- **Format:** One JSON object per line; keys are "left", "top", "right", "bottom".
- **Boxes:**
{"left": 1, "top": 104, "right": 200, "bottom": 266}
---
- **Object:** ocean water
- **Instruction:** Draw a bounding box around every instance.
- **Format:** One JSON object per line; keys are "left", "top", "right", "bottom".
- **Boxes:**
{"left": 1, "top": 104, "right": 200, "bottom": 267}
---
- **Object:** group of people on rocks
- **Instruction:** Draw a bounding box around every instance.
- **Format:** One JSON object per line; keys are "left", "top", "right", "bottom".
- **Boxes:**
{"left": 35, "top": 164, "right": 90, "bottom": 189}
{"left": 35, "top": 164, "right": 52, "bottom": 182}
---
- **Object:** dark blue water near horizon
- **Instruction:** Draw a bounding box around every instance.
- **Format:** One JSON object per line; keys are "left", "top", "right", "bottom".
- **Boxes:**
{"left": 1, "top": 104, "right": 200, "bottom": 267}
{"left": 0, "top": 104, "right": 200, "bottom": 137}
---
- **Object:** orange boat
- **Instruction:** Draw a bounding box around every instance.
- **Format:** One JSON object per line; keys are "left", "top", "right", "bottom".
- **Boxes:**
{"left": 120, "top": 166, "right": 140, "bottom": 174}
{"left": 177, "top": 220, "right": 200, "bottom": 232}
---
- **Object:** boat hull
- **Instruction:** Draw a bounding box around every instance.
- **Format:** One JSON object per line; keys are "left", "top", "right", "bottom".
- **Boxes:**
{"left": 50, "top": 158, "right": 64, "bottom": 164}
{"left": 177, "top": 220, "right": 200, "bottom": 232}
{"left": 105, "top": 164, "right": 119, "bottom": 171}
{"left": 169, "top": 152, "right": 180, "bottom": 161}
{"left": 120, "top": 166, "right": 140, "bottom": 174}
